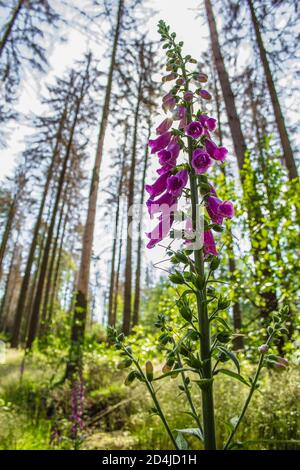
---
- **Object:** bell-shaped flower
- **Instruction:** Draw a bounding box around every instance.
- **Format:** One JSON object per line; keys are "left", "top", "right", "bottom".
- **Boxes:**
{"left": 149, "top": 132, "right": 172, "bottom": 154}
{"left": 162, "top": 93, "right": 176, "bottom": 112}
{"left": 192, "top": 149, "right": 212, "bottom": 174}
{"left": 205, "top": 139, "right": 228, "bottom": 162}
{"left": 203, "top": 230, "right": 218, "bottom": 256}
{"left": 156, "top": 117, "right": 173, "bottom": 135}
{"left": 145, "top": 171, "right": 170, "bottom": 199}
{"left": 166, "top": 169, "right": 188, "bottom": 197}
{"left": 186, "top": 121, "right": 203, "bottom": 139}
{"left": 207, "top": 196, "right": 234, "bottom": 224}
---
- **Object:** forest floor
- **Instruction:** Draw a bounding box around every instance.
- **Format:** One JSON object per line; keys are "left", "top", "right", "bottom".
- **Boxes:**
{"left": 0, "top": 348, "right": 299, "bottom": 450}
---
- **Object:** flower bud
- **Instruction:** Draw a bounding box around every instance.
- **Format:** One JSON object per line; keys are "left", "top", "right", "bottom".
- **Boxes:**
{"left": 258, "top": 344, "right": 269, "bottom": 354}
{"left": 145, "top": 361, "right": 154, "bottom": 381}
{"left": 198, "top": 89, "right": 212, "bottom": 100}
{"left": 183, "top": 91, "right": 193, "bottom": 102}
{"left": 196, "top": 73, "right": 208, "bottom": 83}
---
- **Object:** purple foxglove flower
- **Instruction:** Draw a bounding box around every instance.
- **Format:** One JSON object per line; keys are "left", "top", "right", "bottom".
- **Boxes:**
{"left": 219, "top": 200, "right": 234, "bottom": 219}
{"left": 203, "top": 230, "right": 218, "bottom": 257}
{"left": 172, "top": 106, "right": 186, "bottom": 121}
{"left": 192, "top": 149, "right": 212, "bottom": 174}
{"left": 176, "top": 78, "right": 185, "bottom": 86}
{"left": 145, "top": 171, "right": 170, "bottom": 199}
{"left": 179, "top": 114, "right": 187, "bottom": 130}
{"left": 156, "top": 117, "right": 173, "bottom": 135}
{"left": 149, "top": 132, "right": 171, "bottom": 154}
{"left": 158, "top": 149, "right": 176, "bottom": 167}
{"left": 162, "top": 93, "right": 176, "bottom": 112}
{"left": 146, "top": 192, "right": 177, "bottom": 217}
{"left": 167, "top": 169, "right": 188, "bottom": 197}
{"left": 146, "top": 211, "right": 175, "bottom": 249}
{"left": 167, "top": 137, "right": 181, "bottom": 159}
{"left": 205, "top": 139, "right": 228, "bottom": 162}
{"left": 199, "top": 115, "right": 217, "bottom": 132}
{"left": 207, "top": 196, "right": 234, "bottom": 224}
{"left": 186, "top": 121, "right": 203, "bottom": 139}
{"left": 198, "top": 89, "right": 212, "bottom": 100}
{"left": 184, "top": 91, "right": 193, "bottom": 102}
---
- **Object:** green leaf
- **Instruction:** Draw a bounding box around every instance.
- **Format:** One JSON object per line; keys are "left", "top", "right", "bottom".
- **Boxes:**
{"left": 213, "top": 316, "right": 232, "bottom": 331}
{"left": 175, "top": 431, "right": 189, "bottom": 450}
{"left": 214, "top": 368, "right": 249, "bottom": 386}
{"left": 217, "top": 346, "right": 240, "bottom": 373}
{"left": 175, "top": 428, "right": 203, "bottom": 442}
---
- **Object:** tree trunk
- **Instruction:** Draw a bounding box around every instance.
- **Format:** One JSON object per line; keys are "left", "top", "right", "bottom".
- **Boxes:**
{"left": 122, "top": 75, "right": 143, "bottom": 335}
{"left": 132, "top": 123, "right": 151, "bottom": 327}
{"left": 0, "top": 0, "right": 24, "bottom": 57}
{"left": 204, "top": 0, "right": 247, "bottom": 172}
{"left": 108, "top": 137, "right": 127, "bottom": 326}
{"left": 0, "top": 196, "right": 17, "bottom": 280}
{"left": 205, "top": 0, "right": 277, "bottom": 321}
{"left": 11, "top": 104, "right": 67, "bottom": 347}
{"left": 247, "top": 0, "right": 298, "bottom": 181}
{"left": 65, "top": 0, "right": 124, "bottom": 379}
{"left": 26, "top": 62, "right": 90, "bottom": 350}
{"left": 112, "top": 208, "right": 125, "bottom": 326}
{"left": 48, "top": 210, "right": 69, "bottom": 323}
{"left": 39, "top": 185, "right": 68, "bottom": 336}
{"left": 213, "top": 73, "right": 244, "bottom": 350}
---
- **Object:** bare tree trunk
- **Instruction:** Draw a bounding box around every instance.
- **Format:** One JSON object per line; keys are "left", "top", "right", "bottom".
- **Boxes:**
{"left": 0, "top": 0, "right": 24, "bottom": 57}
{"left": 26, "top": 62, "right": 90, "bottom": 350}
{"left": 204, "top": 0, "right": 247, "bottom": 172}
{"left": 39, "top": 185, "right": 68, "bottom": 336}
{"left": 65, "top": 0, "right": 124, "bottom": 379}
{"left": 0, "top": 242, "right": 20, "bottom": 331}
{"left": 213, "top": 74, "right": 244, "bottom": 350}
{"left": 11, "top": 105, "right": 67, "bottom": 347}
{"left": 108, "top": 129, "right": 127, "bottom": 326}
{"left": 132, "top": 124, "right": 151, "bottom": 327}
{"left": 0, "top": 196, "right": 17, "bottom": 280}
{"left": 112, "top": 208, "right": 125, "bottom": 326}
{"left": 122, "top": 75, "right": 143, "bottom": 335}
{"left": 48, "top": 210, "right": 69, "bottom": 323}
{"left": 247, "top": 0, "right": 298, "bottom": 181}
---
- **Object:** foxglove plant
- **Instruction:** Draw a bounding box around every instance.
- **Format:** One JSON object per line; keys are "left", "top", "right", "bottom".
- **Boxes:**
{"left": 110, "top": 21, "right": 289, "bottom": 451}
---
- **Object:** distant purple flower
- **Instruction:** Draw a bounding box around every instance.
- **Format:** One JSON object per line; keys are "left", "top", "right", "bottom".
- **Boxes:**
{"left": 156, "top": 117, "right": 173, "bottom": 135}
{"left": 186, "top": 121, "right": 203, "bottom": 139}
{"left": 167, "top": 169, "right": 188, "bottom": 197}
{"left": 162, "top": 93, "right": 176, "bottom": 112}
{"left": 203, "top": 230, "right": 218, "bottom": 257}
{"left": 149, "top": 132, "right": 171, "bottom": 154}
{"left": 258, "top": 344, "right": 269, "bottom": 354}
{"left": 145, "top": 171, "right": 170, "bottom": 199}
{"left": 207, "top": 196, "right": 234, "bottom": 224}
{"left": 205, "top": 139, "right": 228, "bottom": 162}
{"left": 184, "top": 91, "right": 193, "bottom": 102}
{"left": 192, "top": 149, "right": 212, "bottom": 174}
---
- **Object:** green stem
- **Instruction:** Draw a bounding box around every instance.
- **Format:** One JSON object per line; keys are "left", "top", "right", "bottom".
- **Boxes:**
{"left": 182, "top": 64, "right": 217, "bottom": 451}
{"left": 134, "top": 360, "right": 179, "bottom": 450}
{"left": 223, "top": 334, "right": 273, "bottom": 450}
{"left": 175, "top": 349, "right": 203, "bottom": 434}
{"left": 223, "top": 355, "right": 264, "bottom": 450}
